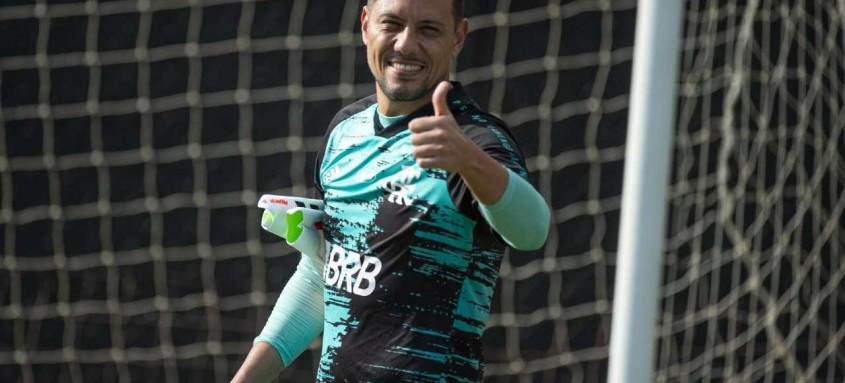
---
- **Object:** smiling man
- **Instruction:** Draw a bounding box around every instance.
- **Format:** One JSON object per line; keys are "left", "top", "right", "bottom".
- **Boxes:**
{"left": 232, "top": 0, "right": 550, "bottom": 381}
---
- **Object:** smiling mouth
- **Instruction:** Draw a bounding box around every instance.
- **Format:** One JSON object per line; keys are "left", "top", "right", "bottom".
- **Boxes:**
{"left": 388, "top": 60, "right": 424, "bottom": 75}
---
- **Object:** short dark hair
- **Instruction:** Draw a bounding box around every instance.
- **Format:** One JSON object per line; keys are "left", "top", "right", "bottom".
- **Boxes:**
{"left": 368, "top": 0, "right": 465, "bottom": 27}
{"left": 451, "top": 0, "right": 465, "bottom": 25}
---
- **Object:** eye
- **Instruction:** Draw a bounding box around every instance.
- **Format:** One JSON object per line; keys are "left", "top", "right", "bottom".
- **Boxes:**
{"left": 381, "top": 20, "right": 402, "bottom": 31}
{"left": 420, "top": 26, "right": 442, "bottom": 37}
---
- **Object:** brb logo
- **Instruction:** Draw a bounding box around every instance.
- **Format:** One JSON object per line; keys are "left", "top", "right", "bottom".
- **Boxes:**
{"left": 324, "top": 244, "right": 382, "bottom": 296}
{"left": 382, "top": 166, "right": 422, "bottom": 206}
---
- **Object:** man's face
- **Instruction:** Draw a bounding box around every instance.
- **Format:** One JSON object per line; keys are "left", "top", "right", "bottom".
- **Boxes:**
{"left": 362, "top": 0, "right": 467, "bottom": 104}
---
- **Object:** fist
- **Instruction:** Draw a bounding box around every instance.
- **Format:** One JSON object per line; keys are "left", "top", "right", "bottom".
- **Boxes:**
{"left": 408, "top": 81, "right": 480, "bottom": 173}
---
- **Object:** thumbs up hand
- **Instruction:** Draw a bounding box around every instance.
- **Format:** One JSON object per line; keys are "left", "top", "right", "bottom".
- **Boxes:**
{"left": 408, "top": 81, "right": 479, "bottom": 174}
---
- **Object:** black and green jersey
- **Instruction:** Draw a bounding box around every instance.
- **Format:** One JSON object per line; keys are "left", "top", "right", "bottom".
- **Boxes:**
{"left": 314, "top": 82, "right": 528, "bottom": 382}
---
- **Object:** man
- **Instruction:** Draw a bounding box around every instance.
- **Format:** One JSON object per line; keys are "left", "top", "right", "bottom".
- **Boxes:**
{"left": 232, "top": 0, "right": 549, "bottom": 381}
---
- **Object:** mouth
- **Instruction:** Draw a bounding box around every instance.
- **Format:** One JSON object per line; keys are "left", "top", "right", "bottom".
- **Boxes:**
{"left": 387, "top": 59, "right": 425, "bottom": 76}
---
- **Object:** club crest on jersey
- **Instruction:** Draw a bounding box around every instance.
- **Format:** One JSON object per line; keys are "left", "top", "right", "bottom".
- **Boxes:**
{"left": 382, "top": 166, "right": 422, "bottom": 206}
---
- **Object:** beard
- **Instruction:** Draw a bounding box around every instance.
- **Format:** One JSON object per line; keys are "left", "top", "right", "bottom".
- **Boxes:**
{"left": 376, "top": 76, "right": 436, "bottom": 102}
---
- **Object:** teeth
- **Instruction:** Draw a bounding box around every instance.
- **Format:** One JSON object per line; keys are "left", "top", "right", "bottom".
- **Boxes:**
{"left": 393, "top": 63, "right": 422, "bottom": 72}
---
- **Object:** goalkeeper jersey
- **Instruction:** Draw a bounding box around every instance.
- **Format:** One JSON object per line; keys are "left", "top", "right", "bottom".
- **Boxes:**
{"left": 314, "top": 82, "right": 528, "bottom": 382}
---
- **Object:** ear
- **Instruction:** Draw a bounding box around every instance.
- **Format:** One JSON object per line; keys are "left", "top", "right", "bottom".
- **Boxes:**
{"left": 451, "top": 18, "right": 469, "bottom": 57}
{"left": 361, "top": 6, "right": 370, "bottom": 45}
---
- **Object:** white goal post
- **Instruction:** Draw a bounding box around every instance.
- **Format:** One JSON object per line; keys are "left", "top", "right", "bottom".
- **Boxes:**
{"left": 608, "top": 1, "right": 683, "bottom": 382}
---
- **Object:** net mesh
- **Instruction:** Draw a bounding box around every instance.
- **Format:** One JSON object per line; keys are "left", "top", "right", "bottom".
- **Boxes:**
{"left": 3, "top": 0, "right": 842, "bottom": 382}
{"left": 0, "top": 0, "right": 634, "bottom": 381}
{"left": 660, "top": 0, "right": 845, "bottom": 382}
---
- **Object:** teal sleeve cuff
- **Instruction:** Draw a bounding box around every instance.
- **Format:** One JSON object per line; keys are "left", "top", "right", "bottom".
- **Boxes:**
{"left": 479, "top": 168, "right": 550, "bottom": 250}
{"left": 254, "top": 253, "right": 324, "bottom": 367}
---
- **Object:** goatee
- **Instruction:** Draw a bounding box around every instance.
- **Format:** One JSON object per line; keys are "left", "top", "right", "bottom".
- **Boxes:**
{"left": 377, "top": 78, "right": 436, "bottom": 102}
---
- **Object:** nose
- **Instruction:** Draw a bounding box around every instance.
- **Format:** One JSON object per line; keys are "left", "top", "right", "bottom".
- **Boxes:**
{"left": 393, "top": 27, "right": 419, "bottom": 54}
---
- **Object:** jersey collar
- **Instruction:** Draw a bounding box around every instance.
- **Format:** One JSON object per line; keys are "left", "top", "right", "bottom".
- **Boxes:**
{"left": 374, "top": 81, "right": 479, "bottom": 139}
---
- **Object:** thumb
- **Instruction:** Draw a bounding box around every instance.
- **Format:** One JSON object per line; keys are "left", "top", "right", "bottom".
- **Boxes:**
{"left": 432, "top": 81, "right": 453, "bottom": 117}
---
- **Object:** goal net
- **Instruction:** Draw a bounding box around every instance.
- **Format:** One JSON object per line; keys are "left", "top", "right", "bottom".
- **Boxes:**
{"left": 2, "top": 0, "right": 841, "bottom": 382}
{"left": 0, "top": 0, "right": 634, "bottom": 381}
{"left": 659, "top": 0, "right": 845, "bottom": 382}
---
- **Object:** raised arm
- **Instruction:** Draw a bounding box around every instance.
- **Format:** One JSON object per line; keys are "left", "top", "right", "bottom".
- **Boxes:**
{"left": 408, "top": 81, "right": 550, "bottom": 250}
